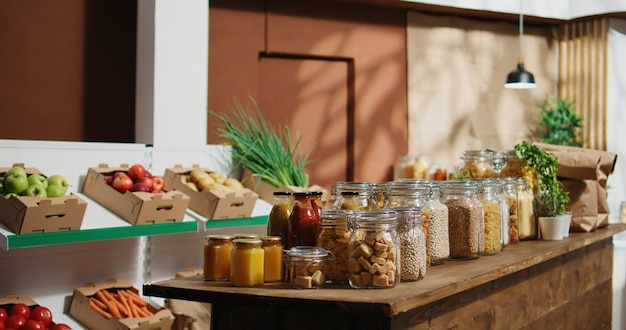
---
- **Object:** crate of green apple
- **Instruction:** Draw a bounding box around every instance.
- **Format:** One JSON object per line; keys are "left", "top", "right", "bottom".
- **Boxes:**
{"left": 0, "top": 164, "right": 87, "bottom": 234}
{"left": 82, "top": 163, "right": 190, "bottom": 226}
{"left": 0, "top": 294, "right": 71, "bottom": 330}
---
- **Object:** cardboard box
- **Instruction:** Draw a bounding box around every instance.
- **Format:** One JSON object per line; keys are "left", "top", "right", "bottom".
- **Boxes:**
{"left": 241, "top": 168, "right": 329, "bottom": 203}
{"left": 69, "top": 279, "right": 175, "bottom": 330}
{"left": 163, "top": 164, "right": 258, "bottom": 219}
{"left": 82, "top": 164, "right": 190, "bottom": 225}
{"left": 0, "top": 294, "right": 70, "bottom": 328}
{"left": 0, "top": 164, "right": 87, "bottom": 234}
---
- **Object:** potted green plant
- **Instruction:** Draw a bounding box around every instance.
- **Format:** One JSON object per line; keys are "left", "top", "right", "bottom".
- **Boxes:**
{"left": 514, "top": 141, "right": 571, "bottom": 240}
{"left": 535, "top": 97, "right": 583, "bottom": 147}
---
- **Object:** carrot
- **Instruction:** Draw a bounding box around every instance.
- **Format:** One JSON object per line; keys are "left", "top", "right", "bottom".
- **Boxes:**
{"left": 91, "top": 296, "right": 108, "bottom": 310}
{"left": 118, "top": 290, "right": 133, "bottom": 318}
{"left": 127, "top": 299, "right": 141, "bottom": 318}
{"left": 107, "top": 292, "right": 129, "bottom": 317}
{"left": 90, "top": 298, "right": 113, "bottom": 319}
{"left": 122, "top": 289, "right": 147, "bottom": 307}
{"left": 96, "top": 290, "right": 121, "bottom": 318}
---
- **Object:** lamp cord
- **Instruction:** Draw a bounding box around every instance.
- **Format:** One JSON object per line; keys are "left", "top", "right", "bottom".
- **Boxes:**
{"left": 519, "top": 0, "right": 524, "bottom": 63}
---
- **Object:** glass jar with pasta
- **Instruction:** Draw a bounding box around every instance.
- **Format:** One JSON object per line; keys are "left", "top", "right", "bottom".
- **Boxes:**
{"left": 479, "top": 179, "right": 502, "bottom": 255}
{"left": 501, "top": 178, "right": 519, "bottom": 244}
{"left": 458, "top": 150, "right": 496, "bottom": 179}
{"left": 499, "top": 150, "right": 524, "bottom": 178}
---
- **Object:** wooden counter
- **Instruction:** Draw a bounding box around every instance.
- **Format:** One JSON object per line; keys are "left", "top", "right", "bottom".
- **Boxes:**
{"left": 143, "top": 224, "right": 626, "bottom": 329}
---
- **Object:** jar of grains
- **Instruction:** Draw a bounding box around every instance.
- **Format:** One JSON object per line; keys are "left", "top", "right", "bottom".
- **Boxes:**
{"left": 479, "top": 179, "right": 502, "bottom": 255}
{"left": 383, "top": 180, "right": 432, "bottom": 267}
{"left": 501, "top": 178, "right": 520, "bottom": 244}
{"left": 499, "top": 150, "right": 524, "bottom": 178}
{"left": 441, "top": 181, "right": 484, "bottom": 260}
{"left": 517, "top": 178, "right": 536, "bottom": 240}
{"left": 316, "top": 209, "right": 354, "bottom": 284}
{"left": 395, "top": 207, "right": 427, "bottom": 281}
{"left": 427, "top": 182, "right": 449, "bottom": 265}
{"left": 459, "top": 150, "right": 496, "bottom": 179}
{"left": 332, "top": 182, "right": 379, "bottom": 211}
{"left": 348, "top": 210, "right": 399, "bottom": 289}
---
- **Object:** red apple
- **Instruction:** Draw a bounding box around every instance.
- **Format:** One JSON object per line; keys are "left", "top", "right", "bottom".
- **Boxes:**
{"left": 128, "top": 164, "right": 147, "bottom": 182}
{"left": 130, "top": 182, "right": 152, "bottom": 192}
{"left": 151, "top": 175, "right": 165, "bottom": 192}
{"left": 138, "top": 177, "right": 155, "bottom": 190}
{"left": 111, "top": 172, "right": 133, "bottom": 193}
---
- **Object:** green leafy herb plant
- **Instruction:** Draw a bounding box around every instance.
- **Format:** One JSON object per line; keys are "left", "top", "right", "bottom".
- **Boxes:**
{"left": 514, "top": 141, "right": 570, "bottom": 217}
{"left": 536, "top": 98, "right": 583, "bottom": 147}
{"left": 211, "top": 98, "right": 311, "bottom": 188}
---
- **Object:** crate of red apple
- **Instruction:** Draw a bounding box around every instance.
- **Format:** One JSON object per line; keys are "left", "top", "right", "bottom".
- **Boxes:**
{"left": 0, "top": 163, "right": 87, "bottom": 234}
{"left": 0, "top": 294, "right": 71, "bottom": 330}
{"left": 82, "top": 163, "right": 190, "bottom": 225}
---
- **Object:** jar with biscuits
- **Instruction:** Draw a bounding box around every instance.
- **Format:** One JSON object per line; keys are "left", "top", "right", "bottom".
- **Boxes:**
{"left": 284, "top": 246, "right": 334, "bottom": 289}
{"left": 317, "top": 209, "right": 354, "bottom": 284}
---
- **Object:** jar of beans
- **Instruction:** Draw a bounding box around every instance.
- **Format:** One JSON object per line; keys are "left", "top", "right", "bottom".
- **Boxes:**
{"left": 427, "top": 182, "right": 449, "bottom": 265}
{"left": 441, "top": 181, "right": 484, "bottom": 260}
{"left": 395, "top": 207, "right": 426, "bottom": 281}
{"left": 317, "top": 209, "right": 354, "bottom": 284}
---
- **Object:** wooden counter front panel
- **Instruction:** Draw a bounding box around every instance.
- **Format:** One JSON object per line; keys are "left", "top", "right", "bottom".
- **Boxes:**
{"left": 391, "top": 238, "right": 613, "bottom": 329}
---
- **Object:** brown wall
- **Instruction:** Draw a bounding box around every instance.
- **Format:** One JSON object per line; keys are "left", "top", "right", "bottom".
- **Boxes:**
{"left": 0, "top": 0, "right": 137, "bottom": 142}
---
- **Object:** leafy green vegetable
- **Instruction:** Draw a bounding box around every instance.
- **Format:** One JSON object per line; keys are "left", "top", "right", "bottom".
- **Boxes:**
{"left": 211, "top": 98, "right": 311, "bottom": 188}
{"left": 536, "top": 98, "right": 583, "bottom": 147}
{"left": 514, "top": 141, "right": 570, "bottom": 217}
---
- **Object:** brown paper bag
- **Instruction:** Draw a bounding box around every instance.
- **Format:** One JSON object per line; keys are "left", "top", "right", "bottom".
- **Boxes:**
{"left": 534, "top": 143, "right": 617, "bottom": 232}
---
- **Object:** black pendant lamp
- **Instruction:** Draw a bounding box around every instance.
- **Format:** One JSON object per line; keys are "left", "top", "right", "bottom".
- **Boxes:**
{"left": 504, "top": 1, "right": 536, "bottom": 89}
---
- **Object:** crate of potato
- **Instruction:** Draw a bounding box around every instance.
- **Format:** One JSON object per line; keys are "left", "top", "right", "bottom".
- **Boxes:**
{"left": 69, "top": 279, "right": 174, "bottom": 330}
{"left": 164, "top": 164, "right": 258, "bottom": 220}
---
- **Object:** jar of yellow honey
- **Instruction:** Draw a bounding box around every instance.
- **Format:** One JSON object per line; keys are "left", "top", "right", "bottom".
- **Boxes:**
{"left": 230, "top": 238, "right": 264, "bottom": 287}
{"left": 261, "top": 236, "right": 284, "bottom": 282}
{"left": 203, "top": 235, "right": 234, "bottom": 281}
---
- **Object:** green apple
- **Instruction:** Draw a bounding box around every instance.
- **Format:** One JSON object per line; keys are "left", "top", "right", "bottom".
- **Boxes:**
{"left": 46, "top": 184, "right": 66, "bottom": 198}
{"left": 4, "top": 192, "right": 18, "bottom": 199}
{"left": 46, "top": 174, "right": 69, "bottom": 194}
{"left": 0, "top": 181, "right": 5, "bottom": 195}
{"left": 22, "top": 184, "right": 48, "bottom": 198}
{"left": 4, "top": 166, "right": 27, "bottom": 178}
{"left": 4, "top": 172, "right": 29, "bottom": 194}
{"left": 27, "top": 174, "right": 48, "bottom": 188}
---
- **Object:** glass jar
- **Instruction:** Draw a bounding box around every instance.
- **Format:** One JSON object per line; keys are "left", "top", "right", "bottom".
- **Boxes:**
{"left": 441, "top": 181, "right": 484, "bottom": 260}
{"left": 288, "top": 192, "right": 322, "bottom": 249}
{"left": 501, "top": 178, "right": 519, "bottom": 244}
{"left": 203, "top": 235, "right": 234, "bottom": 281}
{"left": 479, "top": 179, "right": 502, "bottom": 255}
{"left": 499, "top": 150, "right": 524, "bottom": 178}
{"left": 261, "top": 236, "right": 284, "bottom": 283}
{"left": 267, "top": 191, "right": 291, "bottom": 245}
{"left": 232, "top": 233, "right": 260, "bottom": 240}
{"left": 332, "top": 182, "right": 378, "bottom": 211}
{"left": 348, "top": 210, "right": 399, "bottom": 289}
{"left": 284, "top": 246, "right": 334, "bottom": 289}
{"left": 316, "top": 209, "right": 353, "bottom": 284}
{"left": 459, "top": 150, "right": 496, "bottom": 179}
{"left": 496, "top": 180, "right": 510, "bottom": 247}
{"left": 490, "top": 151, "right": 506, "bottom": 176}
{"left": 517, "top": 178, "right": 536, "bottom": 240}
{"left": 384, "top": 180, "right": 432, "bottom": 266}
{"left": 394, "top": 154, "right": 415, "bottom": 179}
{"left": 371, "top": 182, "right": 387, "bottom": 209}
{"left": 396, "top": 208, "right": 427, "bottom": 281}
{"left": 230, "top": 238, "right": 264, "bottom": 287}
{"left": 427, "top": 182, "right": 449, "bottom": 265}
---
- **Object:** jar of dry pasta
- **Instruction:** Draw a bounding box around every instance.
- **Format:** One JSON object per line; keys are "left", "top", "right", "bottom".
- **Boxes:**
{"left": 499, "top": 150, "right": 524, "bottom": 178}
{"left": 479, "top": 179, "right": 502, "bottom": 255}
{"left": 316, "top": 209, "right": 354, "bottom": 284}
{"left": 348, "top": 210, "right": 399, "bottom": 289}
{"left": 459, "top": 150, "right": 496, "bottom": 179}
{"left": 441, "top": 181, "right": 484, "bottom": 260}
{"left": 501, "top": 178, "right": 519, "bottom": 244}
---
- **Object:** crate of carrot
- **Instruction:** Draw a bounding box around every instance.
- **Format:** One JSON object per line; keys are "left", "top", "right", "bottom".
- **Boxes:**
{"left": 69, "top": 279, "right": 174, "bottom": 330}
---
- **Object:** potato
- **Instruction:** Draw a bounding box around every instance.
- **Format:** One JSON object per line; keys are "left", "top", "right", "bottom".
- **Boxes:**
{"left": 196, "top": 176, "right": 216, "bottom": 191}
{"left": 190, "top": 170, "right": 210, "bottom": 183}
{"left": 209, "top": 172, "right": 226, "bottom": 184}
{"left": 223, "top": 178, "right": 244, "bottom": 190}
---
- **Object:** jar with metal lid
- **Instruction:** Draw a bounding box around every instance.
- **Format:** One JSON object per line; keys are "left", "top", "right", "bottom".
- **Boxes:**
{"left": 384, "top": 180, "right": 432, "bottom": 266}
{"left": 230, "top": 238, "right": 264, "bottom": 287}
{"left": 441, "top": 181, "right": 484, "bottom": 260}
{"left": 499, "top": 150, "right": 524, "bottom": 178}
{"left": 517, "top": 178, "right": 536, "bottom": 240}
{"left": 203, "top": 235, "right": 234, "bottom": 281}
{"left": 267, "top": 191, "right": 291, "bottom": 245}
{"left": 331, "top": 182, "right": 378, "bottom": 211}
{"left": 501, "top": 178, "right": 519, "bottom": 244}
{"left": 232, "top": 233, "right": 260, "bottom": 240}
{"left": 479, "top": 179, "right": 502, "bottom": 255}
{"left": 288, "top": 191, "right": 323, "bottom": 249}
{"left": 427, "top": 182, "right": 449, "bottom": 265}
{"left": 348, "top": 210, "right": 399, "bottom": 289}
{"left": 261, "top": 236, "right": 284, "bottom": 283}
{"left": 458, "top": 150, "right": 496, "bottom": 179}
{"left": 284, "top": 246, "right": 335, "bottom": 289}
{"left": 316, "top": 209, "right": 354, "bottom": 284}
{"left": 395, "top": 208, "right": 426, "bottom": 281}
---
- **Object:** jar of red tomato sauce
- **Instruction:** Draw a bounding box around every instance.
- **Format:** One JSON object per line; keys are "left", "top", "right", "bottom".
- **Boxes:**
{"left": 287, "top": 191, "right": 323, "bottom": 249}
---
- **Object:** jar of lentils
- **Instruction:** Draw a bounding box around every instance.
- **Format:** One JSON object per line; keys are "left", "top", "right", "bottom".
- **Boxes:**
{"left": 348, "top": 210, "right": 399, "bottom": 289}
{"left": 442, "top": 181, "right": 484, "bottom": 260}
{"left": 395, "top": 207, "right": 427, "bottom": 281}
{"left": 427, "top": 182, "right": 449, "bottom": 265}
{"left": 316, "top": 209, "right": 354, "bottom": 284}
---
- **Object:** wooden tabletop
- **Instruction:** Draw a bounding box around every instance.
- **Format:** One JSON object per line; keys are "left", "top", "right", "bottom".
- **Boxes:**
{"left": 143, "top": 223, "right": 626, "bottom": 317}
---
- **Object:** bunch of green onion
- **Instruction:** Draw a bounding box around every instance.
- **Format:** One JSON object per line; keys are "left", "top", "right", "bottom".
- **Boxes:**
{"left": 211, "top": 98, "right": 311, "bottom": 188}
